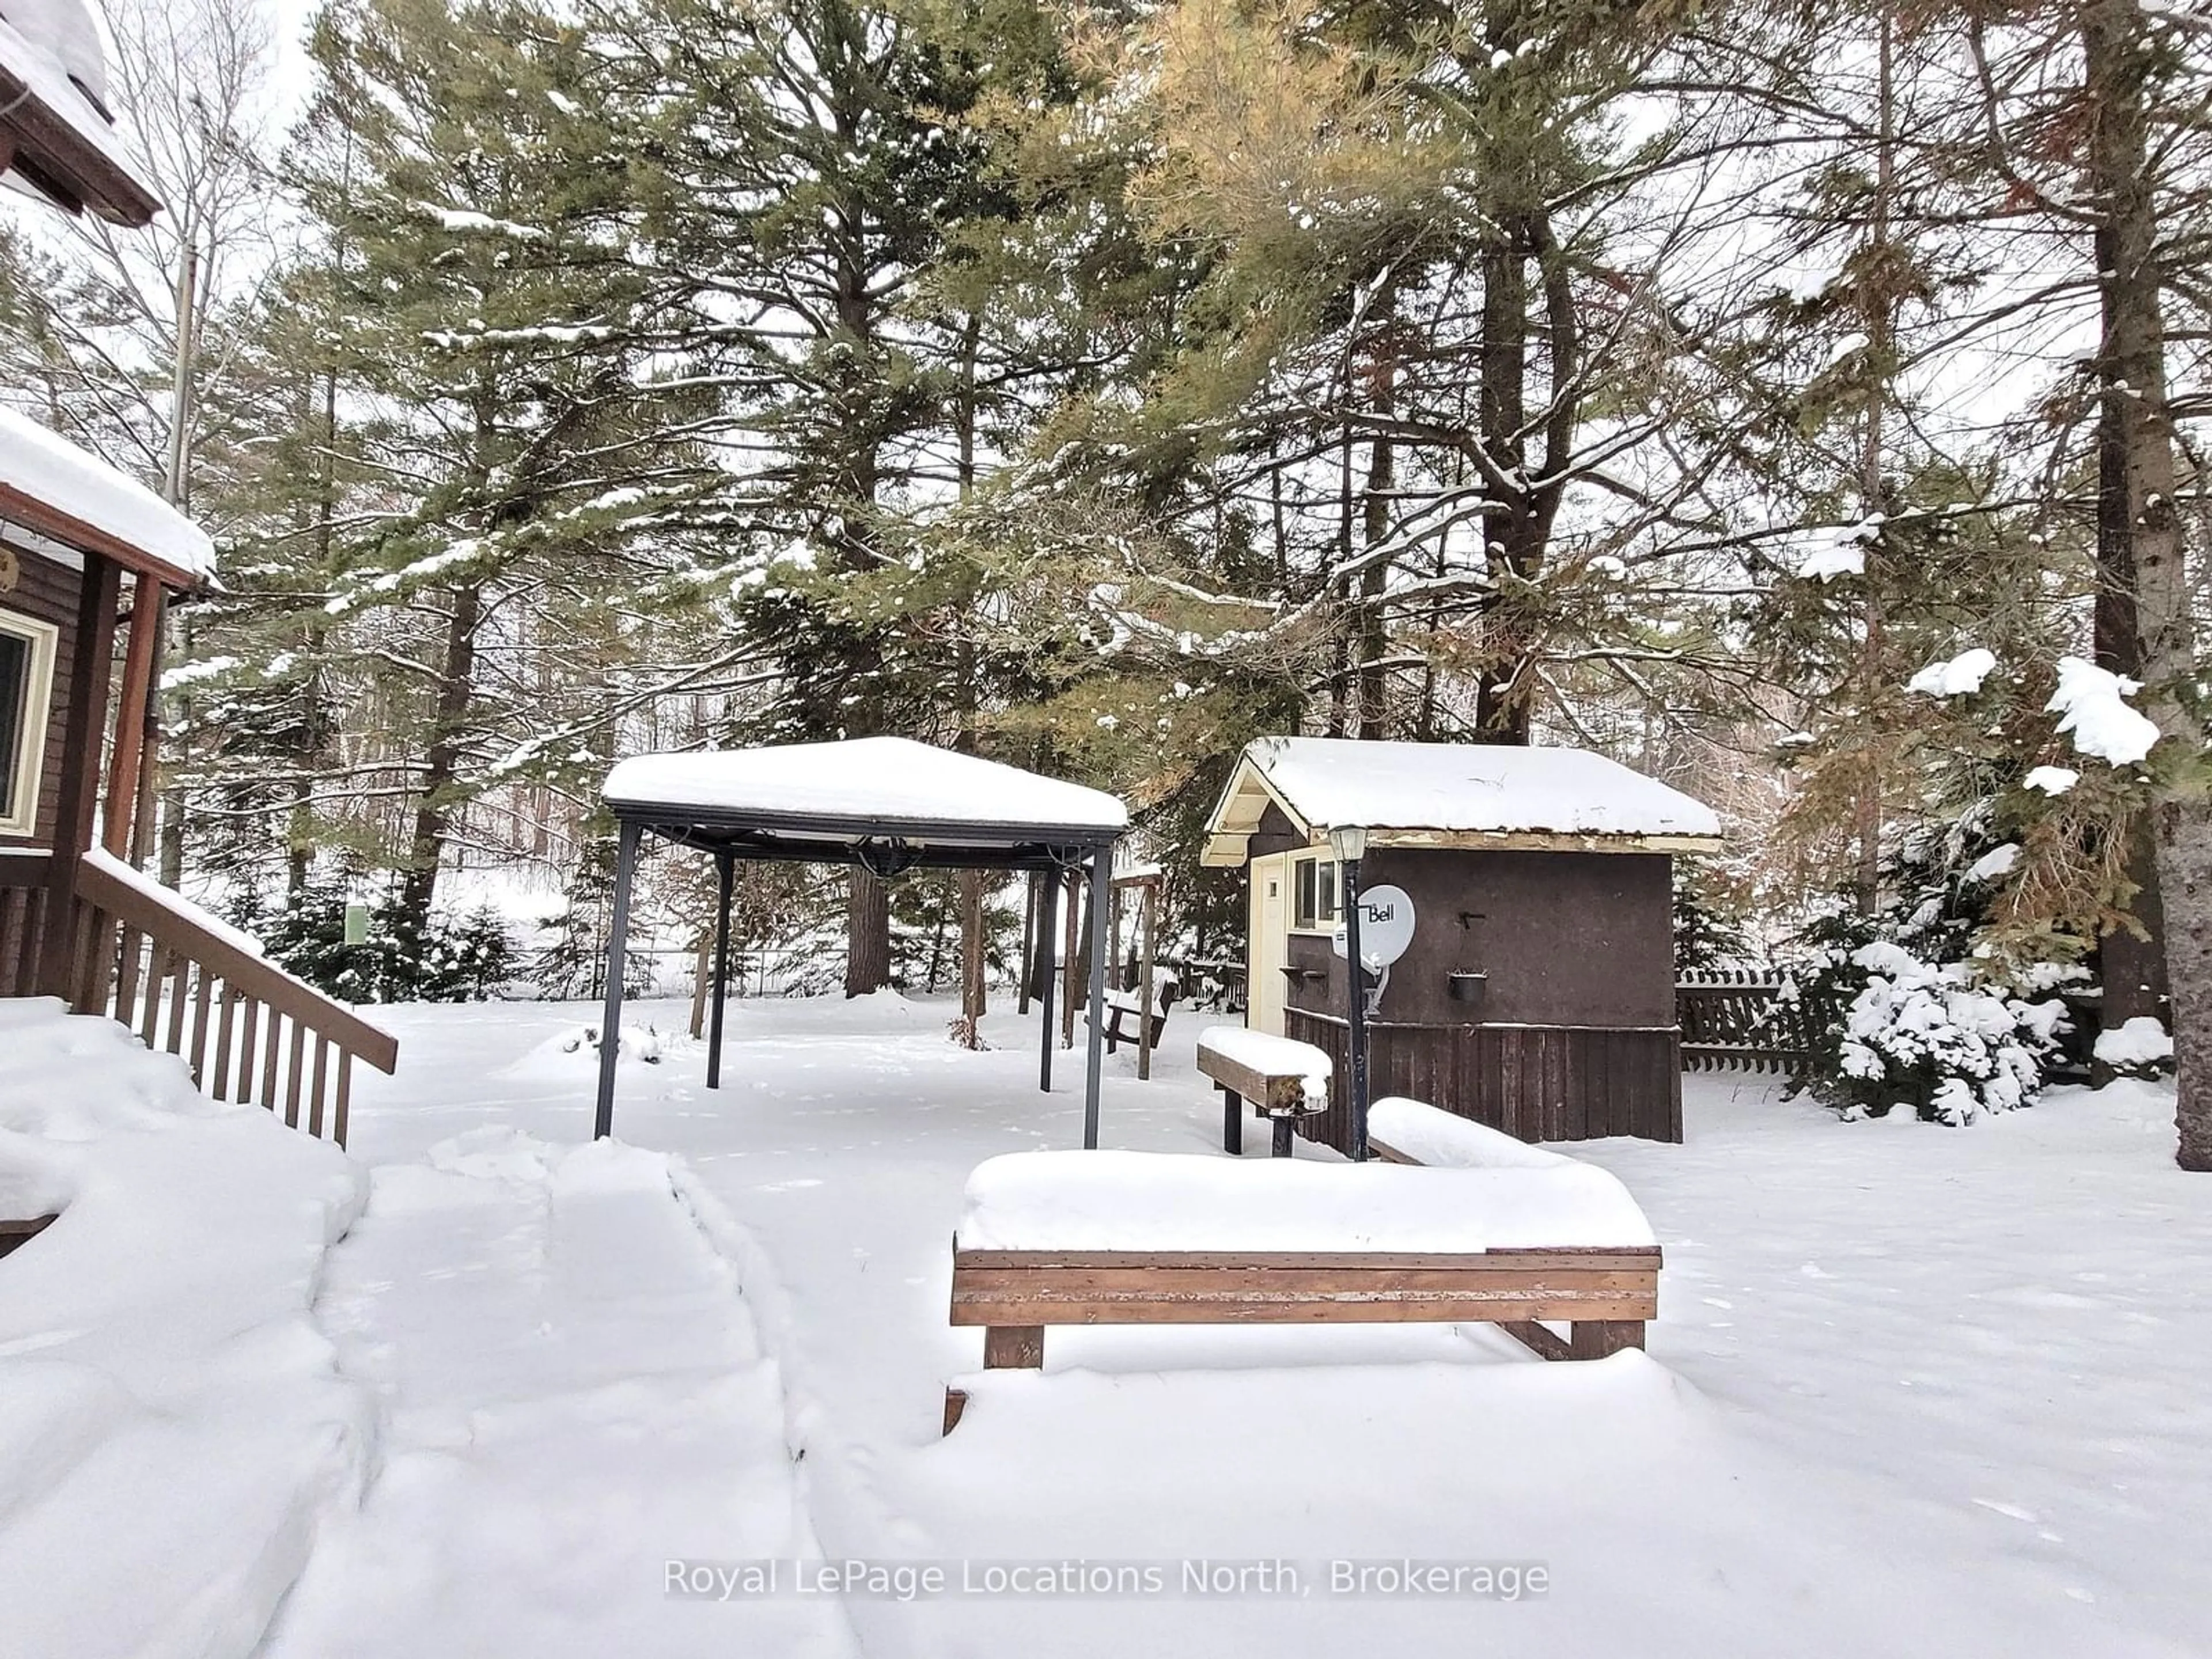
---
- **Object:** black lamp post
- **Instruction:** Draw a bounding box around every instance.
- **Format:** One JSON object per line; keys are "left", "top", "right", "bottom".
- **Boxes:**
{"left": 1330, "top": 823, "right": 1372, "bottom": 1161}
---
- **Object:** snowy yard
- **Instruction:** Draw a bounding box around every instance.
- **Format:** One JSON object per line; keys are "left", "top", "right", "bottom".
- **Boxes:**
{"left": 9, "top": 991, "right": 2210, "bottom": 1658}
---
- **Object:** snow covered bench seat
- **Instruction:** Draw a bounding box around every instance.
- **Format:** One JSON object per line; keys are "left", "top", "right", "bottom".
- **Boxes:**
{"left": 942, "top": 1150, "right": 1661, "bottom": 1430}
{"left": 1368, "top": 1096, "right": 1586, "bottom": 1171}
{"left": 1195, "top": 1025, "right": 1331, "bottom": 1157}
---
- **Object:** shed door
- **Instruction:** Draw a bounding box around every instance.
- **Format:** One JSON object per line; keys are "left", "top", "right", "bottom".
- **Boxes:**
{"left": 1248, "top": 853, "right": 1289, "bottom": 1036}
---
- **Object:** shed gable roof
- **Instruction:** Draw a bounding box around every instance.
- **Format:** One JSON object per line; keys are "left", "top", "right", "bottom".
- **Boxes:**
{"left": 1202, "top": 737, "right": 1722, "bottom": 865}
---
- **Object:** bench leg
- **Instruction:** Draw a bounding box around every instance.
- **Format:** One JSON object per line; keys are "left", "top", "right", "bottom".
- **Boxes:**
{"left": 1222, "top": 1089, "right": 1243, "bottom": 1154}
{"left": 942, "top": 1388, "right": 968, "bottom": 1435}
{"left": 1569, "top": 1320, "right": 1645, "bottom": 1359}
{"left": 984, "top": 1324, "right": 1044, "bottom": 1369}
{"left": 1271, "top": 1115, "right": 1294, "bottom": 1158}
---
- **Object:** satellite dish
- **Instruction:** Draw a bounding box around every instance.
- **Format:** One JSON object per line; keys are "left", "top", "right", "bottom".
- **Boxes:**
{"left": 1330, "top": 885, "right": 1415, "bottom": 970}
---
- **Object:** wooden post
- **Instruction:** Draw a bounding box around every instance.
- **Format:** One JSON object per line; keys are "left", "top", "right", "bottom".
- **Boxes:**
{"left": 1108, "top": 879, "right": 1122, "bottom": 995}
{"left": 103, "top": 573, "right": 161, "bottom": 859}
{"left": 688, "top": 933, "right": 710, "bottom": 1039}
{"left": 1137, "top": 878, "right": 1156, "bottom": 1081}
{"left": 983, "top": 1324, "right": 1044, "bottom": 1369}
{"left": 1222, "top": 1088, "right": 1243, "bottom": 1155}
{"left": 1569, "top": 1320, "right": 1645, "bottom": 1359}
{"left": 38, "top": 555, "right": 120, "bottom": 1000}
{"left": 1017, "top": 872, "right": 1035, "bottom": 1015}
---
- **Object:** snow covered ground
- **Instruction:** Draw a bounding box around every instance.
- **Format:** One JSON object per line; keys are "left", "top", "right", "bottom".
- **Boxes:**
{"left": 280, "top": 991, "right": 2209, "bottom": 1659}
{"left": 0, "top": 1001, "right": 371, "bottom": 1659}
{"left": 7, "top": 990, "right": 2209, "bottom": 1657}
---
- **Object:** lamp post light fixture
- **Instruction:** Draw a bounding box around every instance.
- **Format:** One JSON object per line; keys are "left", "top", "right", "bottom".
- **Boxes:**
{"left": 1328, "top": 822, "right": 1372, "bottom": 1161}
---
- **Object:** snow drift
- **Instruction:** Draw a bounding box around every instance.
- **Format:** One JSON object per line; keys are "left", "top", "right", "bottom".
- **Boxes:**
{"left": 0, "top": 999, "right": 372, "bottom": 1659}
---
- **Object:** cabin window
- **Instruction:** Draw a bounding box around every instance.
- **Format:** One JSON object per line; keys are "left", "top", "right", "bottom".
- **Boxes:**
{"left": 1291, "top": 855, "right": 1338, "bottom": 931}
{"left": 0, "top": 611, "right": 58, "bottom": 838}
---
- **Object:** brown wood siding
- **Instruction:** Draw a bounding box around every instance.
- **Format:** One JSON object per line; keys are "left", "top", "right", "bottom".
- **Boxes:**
{"left": 1285, "top": 1007, "right": 1683, "bottom": 1147}
{"left": 0, "top": 851, "right": 53, "bottom": 997}
{"left": 0, "top": 547, "right": 85, "bottom": 851}
{"left": 1279, "top": 847, "right": 1676, "bottom": 1029}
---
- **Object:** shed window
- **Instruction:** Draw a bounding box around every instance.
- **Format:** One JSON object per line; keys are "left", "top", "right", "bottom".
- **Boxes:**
{"left": 1291, "top": 855, "right": 1338, "bottom": 931}
{"left": 0, "top": 611, "right": 58, "bottom": 838}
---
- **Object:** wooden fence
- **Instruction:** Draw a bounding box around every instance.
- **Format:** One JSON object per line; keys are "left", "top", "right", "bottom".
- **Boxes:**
{"left": 1675, "top": 969, "right": 1841, "bottom": 1074}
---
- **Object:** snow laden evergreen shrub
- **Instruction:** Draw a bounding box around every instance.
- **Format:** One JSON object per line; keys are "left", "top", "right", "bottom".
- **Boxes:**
{"left": 1789, "top": 813, "right": 2084, "bottom": 1122}
{"left": 235, "top": 881, "right": 516, "bottom": 1003}
{"left": 1829, "top": 943, "right": 2069, "bottom": 1124}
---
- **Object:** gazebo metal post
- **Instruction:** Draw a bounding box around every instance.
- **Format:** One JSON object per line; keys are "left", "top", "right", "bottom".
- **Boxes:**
{"left": 593, "top": 820, "right": 643, "bottom": 1140}
{"left": 706, "top": 849, "right": 734, "bottom": 1090}
{"left": 1082, "top": 849, "right": 1111, "bottom": 1149}
{"left": 1037, "top": 868, "right": 1059, "bottom": 1092}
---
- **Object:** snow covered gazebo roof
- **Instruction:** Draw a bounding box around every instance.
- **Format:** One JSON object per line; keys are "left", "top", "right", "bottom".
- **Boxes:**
{"left": 0, "top": 408, "right": 215, "bottom": 586}
{"left": 0, "top": 0, "right": 162, "bottom": 225}
{"left": 604, "top": 736, "right": 1128, "bottom": 869}
{"left": 593, "top": 738, "right": 1128, "bottom": 1148}
{"left": 1201, "top": 736, "right": 1722, "bottom": 866}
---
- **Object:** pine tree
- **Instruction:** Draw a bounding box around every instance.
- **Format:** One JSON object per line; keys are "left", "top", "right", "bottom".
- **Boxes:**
{"left": 210, "top": 0, "right": 725, "bottom": 935}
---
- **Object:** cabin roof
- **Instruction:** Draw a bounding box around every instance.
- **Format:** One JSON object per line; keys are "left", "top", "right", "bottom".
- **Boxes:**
{"left": 0, "top": 0, "right": 162, "bottom": 226}
{"left": 604, "top": 737, "right": 1126, "bottom": 868}
{"left": 0, "top": 408, "right": 214, "bottom": 586}
{"left": 1201, "top": 736, "right": 1723, "bottom": 865}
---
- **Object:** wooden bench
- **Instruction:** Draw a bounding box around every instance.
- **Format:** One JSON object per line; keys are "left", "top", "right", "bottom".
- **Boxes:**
{"left": 944, "top": 1241, "right": 1661, "bottom": 1431}
{"left": 1195, "top": 1027, "right": 1328, "bottom": 1157}
{"left": 0, "top": 1214, "right": 55, "bottom": 1261}
{"left": 1101, "top": 982, "right": 1177, "bottom": 1055}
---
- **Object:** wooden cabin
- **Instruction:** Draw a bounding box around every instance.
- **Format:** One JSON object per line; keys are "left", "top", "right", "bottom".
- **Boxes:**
{"left": 0, "top": 2, "right": 395, "bottom": 1143}
{"left": 1202, "top": 737, "right": 1721, "bottom": 1148}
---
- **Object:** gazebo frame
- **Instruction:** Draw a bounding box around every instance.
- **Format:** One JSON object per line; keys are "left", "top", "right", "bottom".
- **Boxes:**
{"left": 593, "top": 789, "right": 1123, "bottom": 1147}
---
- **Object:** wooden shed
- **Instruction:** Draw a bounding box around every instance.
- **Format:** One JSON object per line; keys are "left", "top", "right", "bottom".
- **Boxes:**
{"left": 1202, "top": 737, "right": 1721, "bottom": 1148}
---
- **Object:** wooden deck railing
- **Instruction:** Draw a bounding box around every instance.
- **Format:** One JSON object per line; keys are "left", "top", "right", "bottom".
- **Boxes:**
{"left": 62, "top": 853, "right": 399, "bottom": 1146}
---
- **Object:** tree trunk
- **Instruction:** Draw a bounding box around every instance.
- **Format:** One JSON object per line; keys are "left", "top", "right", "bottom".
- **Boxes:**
{"left": 846, "top": 868, "right": 892, "bottom": 997}
{"left": 1355, "top": 287, "right": 1397, "bottom": 738}
{"left": 2080, "top": 0, "right": 2208, "bottom": 1168}
{"left": 1474, "top": 226, "right": 1533, "bottom": 744}
{"left": 1854, "top": 10, "right": 1897, "bottom": 917}
{"left": 397, "top": 580, "right": 482, "bottom": 929}
{"left": 2090, "top": 84, "right": 2168, "bottom": 1042}
{"left": 955, "top": 868, "right": 986, "bottom": 1049}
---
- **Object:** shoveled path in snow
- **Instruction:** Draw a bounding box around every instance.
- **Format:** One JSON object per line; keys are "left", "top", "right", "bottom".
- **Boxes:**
{"left": 256, "top": 1128, "right": 856, "bottom": 1659}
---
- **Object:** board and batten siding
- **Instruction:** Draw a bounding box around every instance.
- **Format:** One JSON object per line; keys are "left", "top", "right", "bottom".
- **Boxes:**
{"left": 0, "top": 545, "right": 84, "bottom": 851}
{"left": 1287, "top": 1010, "right": 1683, "bottom": 1147}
